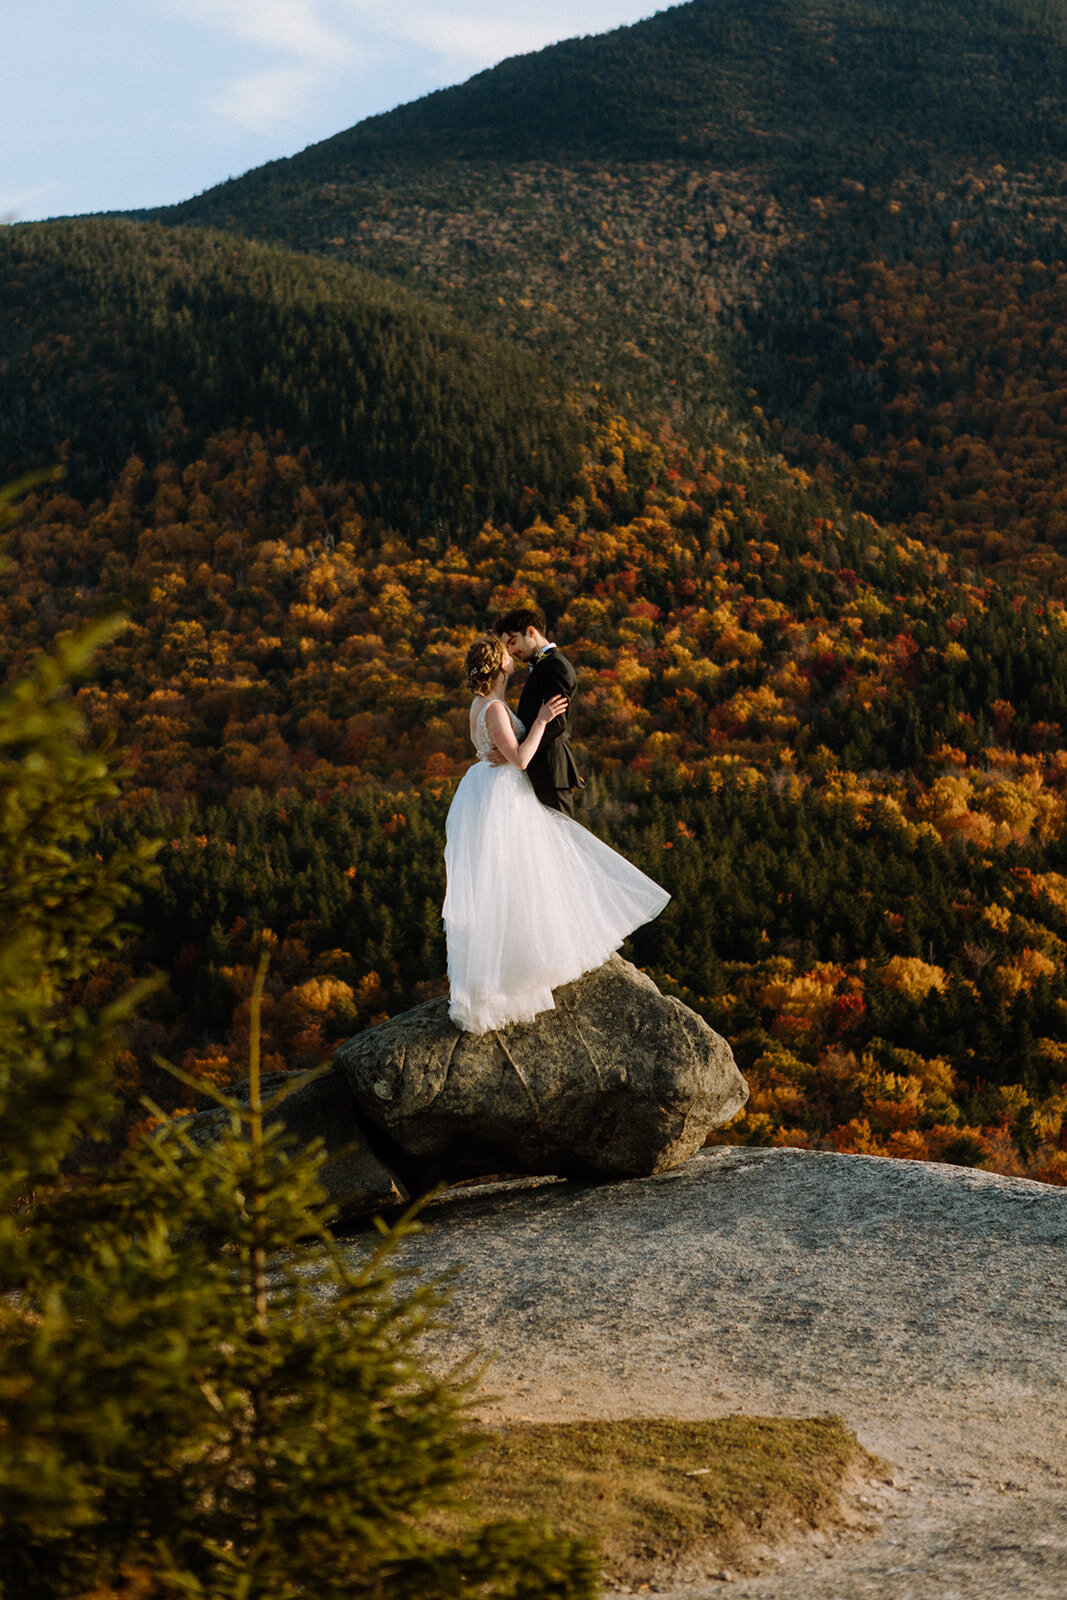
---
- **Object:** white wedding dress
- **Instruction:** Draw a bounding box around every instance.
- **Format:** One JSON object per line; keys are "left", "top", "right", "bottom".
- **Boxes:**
{"left": 443, "top": 698, "right": 670, "bottom": 1033}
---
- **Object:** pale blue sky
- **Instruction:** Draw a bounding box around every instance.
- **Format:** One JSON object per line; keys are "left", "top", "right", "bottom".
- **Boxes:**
{"left": 4, "top": 1, "right": 671, "bottom": 222}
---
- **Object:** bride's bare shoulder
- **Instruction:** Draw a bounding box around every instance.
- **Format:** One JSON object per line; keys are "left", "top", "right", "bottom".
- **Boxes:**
{"left": 469, "top": 696, "right": 499, "bottom": 738}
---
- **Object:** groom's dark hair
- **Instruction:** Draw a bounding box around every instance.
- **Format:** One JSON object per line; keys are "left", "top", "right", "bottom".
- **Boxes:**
{"left": 493, "top": 604, "right": 546, "bottom": 636}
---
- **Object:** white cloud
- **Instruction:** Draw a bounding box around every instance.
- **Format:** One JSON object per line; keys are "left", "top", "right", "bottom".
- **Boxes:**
{"left": 360, "top": 8, "right": 560, "bottom": 68}
{"left": 172, "top": 0, "right": 353, "bottom": 64}
{"left": 208, "top": 65, "right": 320, "bottom": 131}
{"left": 166, "top": 0, "right": 358, "bottom": 129}
{"left": 340, "top": 2, "right": 661, "bottom": 69}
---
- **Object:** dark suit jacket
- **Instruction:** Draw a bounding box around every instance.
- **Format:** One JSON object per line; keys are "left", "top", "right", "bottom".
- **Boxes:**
{"left": 515, "top": 648, "right": 582, "bottom": 803}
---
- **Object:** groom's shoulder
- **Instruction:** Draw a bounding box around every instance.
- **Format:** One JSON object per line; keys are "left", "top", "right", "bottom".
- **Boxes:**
{"left": 544, "top": 648, "right": 577, "bottom": 685}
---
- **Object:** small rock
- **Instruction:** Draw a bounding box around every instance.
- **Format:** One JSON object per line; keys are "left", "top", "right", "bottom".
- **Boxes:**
{"left": 175, "top": 1065, "right": 407, "bottom": 1217}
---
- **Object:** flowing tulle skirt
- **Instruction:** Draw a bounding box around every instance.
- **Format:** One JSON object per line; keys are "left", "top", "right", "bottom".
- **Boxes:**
{"left": 443, "top": 759, "right": 670, "bottom": 1033}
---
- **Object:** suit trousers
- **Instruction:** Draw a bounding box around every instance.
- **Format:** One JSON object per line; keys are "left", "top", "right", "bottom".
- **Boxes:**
{"left": 533, "top": 785, "right": 575, "bottom": 817}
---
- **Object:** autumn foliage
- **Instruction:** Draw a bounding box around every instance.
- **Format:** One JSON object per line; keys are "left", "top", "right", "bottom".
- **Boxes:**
{"left": 3, "top": 394, "right": 1066, "bottom": 1186}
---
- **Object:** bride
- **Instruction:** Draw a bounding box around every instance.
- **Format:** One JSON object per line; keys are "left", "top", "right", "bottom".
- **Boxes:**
{"left": 443, "top": 634, "right": 670, "bottom": 1034}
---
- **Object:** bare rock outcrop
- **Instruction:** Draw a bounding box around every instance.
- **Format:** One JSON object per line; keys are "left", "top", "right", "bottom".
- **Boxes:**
{"left": 331, "top": 1148, "right": 1067, "bottom": 1600}
{"left": 177, "top": 956, "right": 747, "bottom": 1221}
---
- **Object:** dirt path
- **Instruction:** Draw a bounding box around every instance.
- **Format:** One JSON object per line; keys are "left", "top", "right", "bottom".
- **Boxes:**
{"left": 338, "top": 1147, "right": 1067, "bottom": 1597}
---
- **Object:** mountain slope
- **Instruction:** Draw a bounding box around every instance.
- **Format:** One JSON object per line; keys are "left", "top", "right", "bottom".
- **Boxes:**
{"left": 154, "top": 0, "right": 1067, "bottom": 192}
{"left": 137, "top": 0, "right": 1067, "bottom": 568}
{"left": 0, "top": 218, "right": 585, "bottom": 531}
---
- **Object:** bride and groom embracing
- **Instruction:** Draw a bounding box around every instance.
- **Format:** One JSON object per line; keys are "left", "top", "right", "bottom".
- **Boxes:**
{"left": 443, "top": 605, "right": 670, "bottom": 1034}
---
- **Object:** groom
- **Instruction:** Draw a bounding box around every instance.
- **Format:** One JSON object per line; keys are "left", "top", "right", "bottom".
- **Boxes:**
{"left": 492, "top": 605, "right": 583, "bottom": 814}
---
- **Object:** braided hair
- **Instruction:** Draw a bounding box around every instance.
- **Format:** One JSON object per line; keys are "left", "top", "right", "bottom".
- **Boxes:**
{"left": 465, "top": 635, "right": 506, "bottom": 696}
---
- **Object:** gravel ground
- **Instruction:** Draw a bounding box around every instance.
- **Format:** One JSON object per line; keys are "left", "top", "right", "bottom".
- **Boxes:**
{"left": 334, "top": 1146, "right": 1067, "bottom": 1599}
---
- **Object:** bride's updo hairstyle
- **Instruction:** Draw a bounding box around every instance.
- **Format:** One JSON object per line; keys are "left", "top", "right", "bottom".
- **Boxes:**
{"left": 465, "top": 635, "right": 506, "bottom": 697}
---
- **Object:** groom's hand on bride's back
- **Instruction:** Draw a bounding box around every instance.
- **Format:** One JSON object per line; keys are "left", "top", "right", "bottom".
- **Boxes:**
{"left": 486, "top": 747, "right": 508, "bottom": 766}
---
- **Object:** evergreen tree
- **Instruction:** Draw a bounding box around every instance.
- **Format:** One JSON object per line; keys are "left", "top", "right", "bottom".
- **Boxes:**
{"left": 0, "top": 588, "right": 598, "bottom": 1600}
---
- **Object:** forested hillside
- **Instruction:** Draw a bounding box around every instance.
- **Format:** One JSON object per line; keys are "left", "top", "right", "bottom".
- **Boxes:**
{"left": 6, "top": 0, "right": 1067, "bottom": 1187}
{"left": 0, "top": 219, "right": 584, "bottom": 530}
{"left": 142, "top": 0, "right": 1067, "bottom": 577}
{"left": 743, "top": 206, "right": 1067, "bottom": 575}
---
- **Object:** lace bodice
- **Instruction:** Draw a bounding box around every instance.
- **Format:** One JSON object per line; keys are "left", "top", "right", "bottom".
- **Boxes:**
{"left": 471, "top": 698, "right": 524, "bottom": 759}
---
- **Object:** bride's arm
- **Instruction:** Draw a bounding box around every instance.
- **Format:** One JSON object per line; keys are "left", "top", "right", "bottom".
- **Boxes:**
{"left": 485, "top": 695, "right": 569, "bottom": 771}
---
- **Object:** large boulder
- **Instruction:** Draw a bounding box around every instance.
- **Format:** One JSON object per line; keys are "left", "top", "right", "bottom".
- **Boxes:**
{"left": 333, "top": 955, "right": 747, "bottom": 1186}
{"left": 175, "top": 956, "right": 746, "bottom": 1223}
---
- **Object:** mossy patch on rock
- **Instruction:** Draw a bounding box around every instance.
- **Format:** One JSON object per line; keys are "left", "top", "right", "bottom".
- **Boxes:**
{"left": 432, "top": 1414, "right": 884, "bottom": 1587}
